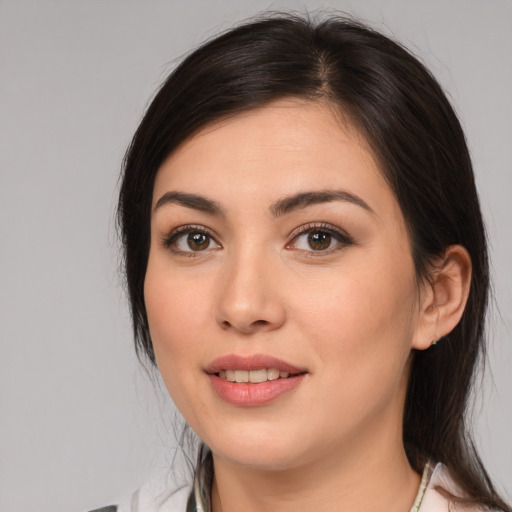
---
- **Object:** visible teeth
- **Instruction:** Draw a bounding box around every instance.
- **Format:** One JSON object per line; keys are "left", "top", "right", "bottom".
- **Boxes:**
{"left": 267, "top": 368, "right": 280, "bottom": 380}
{"left": 234, "top": 370, "right": 249, "bottom": 383}
{"left": 219, "top": 367, "right": 293, "bottom": 383}
{"left": 249, "top": 369, "right": 267, "bottom": 383}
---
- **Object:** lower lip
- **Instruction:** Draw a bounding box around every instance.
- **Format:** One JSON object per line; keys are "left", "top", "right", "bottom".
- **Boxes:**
{"left": 208, "top": 374, "right": 306, "bottom": 406}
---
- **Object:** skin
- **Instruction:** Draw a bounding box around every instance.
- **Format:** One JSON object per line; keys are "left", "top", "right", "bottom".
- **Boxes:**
{"left": 144, "top": 99, "right": 471, "bottom": 512}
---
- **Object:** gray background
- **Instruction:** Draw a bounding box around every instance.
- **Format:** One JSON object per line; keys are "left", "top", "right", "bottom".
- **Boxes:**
{"left": 0, "top": 1, "right": 510, "bottom": 511}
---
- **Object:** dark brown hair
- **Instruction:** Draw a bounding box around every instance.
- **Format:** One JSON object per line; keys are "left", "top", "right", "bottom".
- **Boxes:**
{"left": 118, "top": 14, "right": 510, "bottom": 510}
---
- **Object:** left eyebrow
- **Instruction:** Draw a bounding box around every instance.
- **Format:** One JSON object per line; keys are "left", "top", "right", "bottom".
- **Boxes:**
{"left": 269, "top": 190, "right": 374, "bottom": 217}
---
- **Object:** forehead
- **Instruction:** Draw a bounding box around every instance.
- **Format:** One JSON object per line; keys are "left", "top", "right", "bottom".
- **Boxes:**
{"left": 152, "top": 99, "right": 393, "bottom": 214}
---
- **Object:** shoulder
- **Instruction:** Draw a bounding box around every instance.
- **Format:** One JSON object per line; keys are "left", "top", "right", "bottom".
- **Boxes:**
{"left": 87, "top": 471, "right": 192, "bottom": 512}
{"left": 420, "top": 463, "right": 497, "bottom": 512}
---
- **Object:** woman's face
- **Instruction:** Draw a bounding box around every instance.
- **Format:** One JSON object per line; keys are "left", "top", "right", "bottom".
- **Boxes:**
{"left": 145, "top": 100, "right": 428, "bottom": 470}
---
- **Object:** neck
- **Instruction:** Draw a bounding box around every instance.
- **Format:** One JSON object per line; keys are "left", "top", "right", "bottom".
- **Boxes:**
{"left": 210, "top": 415, "right": 420, "bottom": 512}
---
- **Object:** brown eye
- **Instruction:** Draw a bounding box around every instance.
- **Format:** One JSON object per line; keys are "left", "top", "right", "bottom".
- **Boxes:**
{"left": 167, "top": 227, "right": 221, "bottom": 253}
{"left": 289, "top": 224, "right": 354, "bottom": 254}
{"left": 307, "top": 232, "right": 332, "bottom": 250}
{"left": 187, "top": 232, "right": 210, "bottom": 251}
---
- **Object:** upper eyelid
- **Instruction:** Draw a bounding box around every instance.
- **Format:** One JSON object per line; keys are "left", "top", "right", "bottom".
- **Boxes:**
{"left": 160, "top": 221, "right": 353, "bottom": 248}
{"left": 286, "top": 223, "right": 355, "bottom": 254}
{"left": 161, "top": 224, "right": 220, "bottom": 248}
{"left": 170, "top": 224, "right": 215, "bottom": 235}
{"left": 289, "top": 222, "right": 352, "bottom": 240}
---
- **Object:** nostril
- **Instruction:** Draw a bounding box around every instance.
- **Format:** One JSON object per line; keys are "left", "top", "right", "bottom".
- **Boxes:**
{"left": 252, "top": 319, "right": 269, "bottom": 327}
{"left": 220, "top": 318, "right": 270, "bottom": 332}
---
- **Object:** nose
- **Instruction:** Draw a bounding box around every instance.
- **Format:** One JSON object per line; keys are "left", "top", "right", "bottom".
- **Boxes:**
{"left": 214, "top": 248, "right": 286, "bottom": 334}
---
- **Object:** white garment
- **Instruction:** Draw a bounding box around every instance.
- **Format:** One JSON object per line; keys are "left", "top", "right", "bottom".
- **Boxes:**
{"left": 420, "top": 463, "right": 485, "bottom": 512}
{"left": 105, "top": 462, "right": 488, "bottom": 512}
{"left": 115, "top": 473, "right": 191, "bottom": 512}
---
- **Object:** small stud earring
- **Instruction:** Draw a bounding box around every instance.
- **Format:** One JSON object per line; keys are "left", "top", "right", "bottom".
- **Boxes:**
{"left": 432, "top": 335, "right": 444, "bottom": 346}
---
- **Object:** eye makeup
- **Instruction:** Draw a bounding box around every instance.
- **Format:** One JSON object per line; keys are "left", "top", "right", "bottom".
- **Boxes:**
{"left": 287, "top": 222, "right": 355, "bottom": 255}
{"left": 161, "top": 224, "right": 221, "bottom": 255}
{"left": 159, "top": 220, "right": 355, "bottom": 259}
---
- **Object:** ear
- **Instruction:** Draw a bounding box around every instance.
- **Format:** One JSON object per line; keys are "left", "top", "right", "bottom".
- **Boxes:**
{"left": 411, "top": 245, "right": 472, "bottom": 351}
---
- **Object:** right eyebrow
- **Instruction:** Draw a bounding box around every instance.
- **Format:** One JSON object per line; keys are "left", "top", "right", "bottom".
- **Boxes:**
{"left": 154, "top": 191, "right": 225, "bottom": 217}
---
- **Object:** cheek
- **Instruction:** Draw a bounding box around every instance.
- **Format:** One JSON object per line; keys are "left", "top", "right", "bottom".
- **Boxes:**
{"left": 144, "top": 266, "right": 216, "bottom": 428}
{"left": 144, "top": 261, "right": 209, "bottom": 384}
{"left": 293, "top": 250, "right": 418, "bottom": 385}
{"left": 144, "top": 255, "right": 212, "bottom": 344}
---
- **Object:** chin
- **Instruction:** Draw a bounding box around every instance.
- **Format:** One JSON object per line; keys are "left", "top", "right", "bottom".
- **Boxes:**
{"left": 214, "top": 446, "right": 302, "bottom": 471}
{"left": 201, "top": 426, "right": 312, "bottom": 471}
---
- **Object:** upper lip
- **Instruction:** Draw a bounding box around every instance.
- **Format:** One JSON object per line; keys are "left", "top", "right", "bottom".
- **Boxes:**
{"left": 205, "top": 354, "right": 307, "bottom": 375}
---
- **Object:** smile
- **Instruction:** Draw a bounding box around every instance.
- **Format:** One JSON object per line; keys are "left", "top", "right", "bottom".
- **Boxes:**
{"left": 206, "top": 354, "right": 308, "bottom": 406}
{"left": 218, "top": 368, "right": 292, "bottom": 383}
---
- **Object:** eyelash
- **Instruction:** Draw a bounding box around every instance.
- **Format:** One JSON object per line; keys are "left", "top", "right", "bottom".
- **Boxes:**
{"left": 161, "top": 222, "right": 354, "bottom": 256}
{"left": 161, "top": 225, "right": 220, "bottom": 255}
{"left": 287, "top": 222, "right": 355, "bottom": 255}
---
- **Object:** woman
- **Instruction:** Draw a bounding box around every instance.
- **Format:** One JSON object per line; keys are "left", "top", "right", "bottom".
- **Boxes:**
{"left": 105, "top": 13, "right": 510, "bottom": 512}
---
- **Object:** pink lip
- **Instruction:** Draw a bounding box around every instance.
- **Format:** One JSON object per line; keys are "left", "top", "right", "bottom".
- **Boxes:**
{"left": 205, "top": 353, "right": 306, "bottom": 374}
{"left": 205, "top": 354, "right": 307, "bottom": 407}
